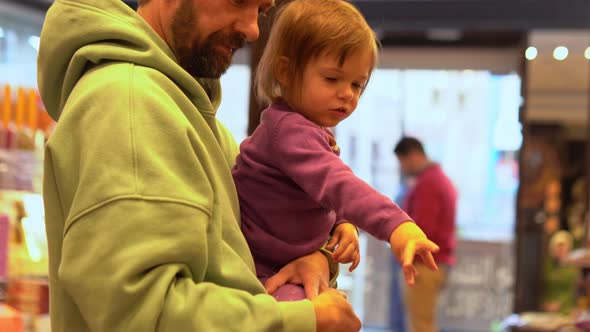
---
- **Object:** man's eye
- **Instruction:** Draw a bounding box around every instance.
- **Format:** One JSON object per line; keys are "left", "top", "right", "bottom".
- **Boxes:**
{"left": 259, "top": 8, "right": 270, "bottom": 18}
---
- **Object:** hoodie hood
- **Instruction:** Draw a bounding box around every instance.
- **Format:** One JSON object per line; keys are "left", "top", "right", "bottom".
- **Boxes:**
{"left": 37, "top": 0, "right": 222, "bottom": 121}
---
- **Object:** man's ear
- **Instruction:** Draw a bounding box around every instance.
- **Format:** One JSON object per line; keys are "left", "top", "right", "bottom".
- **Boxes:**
{"left": 274, "top": 56, "right": 290, "bottom": 87}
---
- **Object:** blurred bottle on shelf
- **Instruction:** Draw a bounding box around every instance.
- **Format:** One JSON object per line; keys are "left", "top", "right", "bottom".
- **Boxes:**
{"left": 0, "top": 84, "right": 50, "bottom": 193}
{"left": 0, "top": 83, "right": 50, "bottom": 332}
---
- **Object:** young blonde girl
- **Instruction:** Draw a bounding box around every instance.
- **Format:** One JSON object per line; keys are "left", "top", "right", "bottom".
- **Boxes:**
{"left": 233, "top": 0, "right": 439, "bottom": 301}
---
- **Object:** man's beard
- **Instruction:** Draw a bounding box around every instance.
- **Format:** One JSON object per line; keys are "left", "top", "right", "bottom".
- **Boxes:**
{"left": 170, "top": 0, "right": 246, "bottom": 78}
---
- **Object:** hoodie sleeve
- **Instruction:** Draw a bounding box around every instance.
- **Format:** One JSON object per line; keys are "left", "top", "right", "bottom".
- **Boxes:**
{"left": 271, "top": 114, "right": 412, "bottom": 242}
{"left": 59, "top": 199, "right": 314, "bottom": 332}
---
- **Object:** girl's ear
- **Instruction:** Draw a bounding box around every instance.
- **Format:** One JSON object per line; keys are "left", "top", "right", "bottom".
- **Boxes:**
{"left": 274, "top": 56, "right": 290, "bottom": 88}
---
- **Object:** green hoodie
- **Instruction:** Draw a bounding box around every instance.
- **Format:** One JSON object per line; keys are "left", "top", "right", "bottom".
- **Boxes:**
{"left": 37, "top": 0, "right": 316, "bottom": 331}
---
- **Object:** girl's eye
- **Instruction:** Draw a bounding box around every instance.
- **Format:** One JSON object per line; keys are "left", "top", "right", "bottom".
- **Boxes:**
{"left": 325, "top": 77, "right": 337, "bottom": 83}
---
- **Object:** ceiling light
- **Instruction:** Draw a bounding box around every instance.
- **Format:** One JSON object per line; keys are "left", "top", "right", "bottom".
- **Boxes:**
{"left": 553, "top": 46, "right": 568, "bottom": 61}
{"left": 525, "top": 46, "right": 537, "bottom": 60}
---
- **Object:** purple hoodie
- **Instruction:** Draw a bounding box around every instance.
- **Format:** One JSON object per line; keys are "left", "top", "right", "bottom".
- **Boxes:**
{"left": 232, "top": 103, "right": 412, "bottom": 277}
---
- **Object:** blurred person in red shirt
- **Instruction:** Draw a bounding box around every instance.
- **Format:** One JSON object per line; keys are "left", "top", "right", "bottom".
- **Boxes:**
{"left": 394, "top": 137, "right": 458, "bottom": 332}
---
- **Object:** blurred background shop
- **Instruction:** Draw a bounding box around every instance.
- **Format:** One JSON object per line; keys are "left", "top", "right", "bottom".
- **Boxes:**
{"left": 0, "top": 0, "right": 589, "bottom": 331}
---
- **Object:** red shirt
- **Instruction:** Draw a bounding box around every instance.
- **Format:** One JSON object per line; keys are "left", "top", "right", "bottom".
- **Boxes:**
{"left": 403, "top": 164, "right": 457, "bottom": 266}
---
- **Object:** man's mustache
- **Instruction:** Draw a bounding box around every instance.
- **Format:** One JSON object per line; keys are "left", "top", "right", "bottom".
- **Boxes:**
{"left": 216, "top": 32, "right": 246, "bottom": 50}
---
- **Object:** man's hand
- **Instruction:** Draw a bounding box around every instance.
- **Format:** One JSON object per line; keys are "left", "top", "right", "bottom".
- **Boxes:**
{"left": 312, "top": 289, "right": 361, "bottom": 332}
{"left": 326, "top": 223, "right": 360, "bottom": 272}
{"left": 264, "top": 251, "right": 329, "bottom": 299}
{"left": 389, "top": 221, "right": 439, "bottom": 286}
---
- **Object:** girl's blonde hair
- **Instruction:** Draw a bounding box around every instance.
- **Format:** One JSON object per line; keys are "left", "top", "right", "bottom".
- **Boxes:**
{"left": 255, "top": 0, "right": 379, "bottom": 106}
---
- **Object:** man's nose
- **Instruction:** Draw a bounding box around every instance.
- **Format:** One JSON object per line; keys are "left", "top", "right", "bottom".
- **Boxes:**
{"left": 235, "top": 10, "right": 260, "bottom": 42}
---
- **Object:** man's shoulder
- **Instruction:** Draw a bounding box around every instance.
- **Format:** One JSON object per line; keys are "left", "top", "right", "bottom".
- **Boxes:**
{"left": 417, "top": 165, "right": 446, "bottom": 186}
{"left": 418, "top": 165, "right": 456, "bottom": 195}
{"left": 67, "top": 62, "right": 187, "bottom": 125}
{"left": 78, "top": 62, "right": 171, "bottom": 92}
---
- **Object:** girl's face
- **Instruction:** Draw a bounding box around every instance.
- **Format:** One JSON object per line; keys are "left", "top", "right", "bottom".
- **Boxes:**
{"left": 284, "top": 50, "right": 372, "bottom": 128}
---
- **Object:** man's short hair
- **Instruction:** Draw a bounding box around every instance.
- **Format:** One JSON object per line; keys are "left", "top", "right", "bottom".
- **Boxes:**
{"left": 394, "top": 137, "right": 425, "bottom": 156}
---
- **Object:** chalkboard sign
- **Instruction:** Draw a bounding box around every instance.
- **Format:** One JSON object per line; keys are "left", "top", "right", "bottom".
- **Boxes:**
{"left": 439, "top": 240, "right": 515, "bottom": 332}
